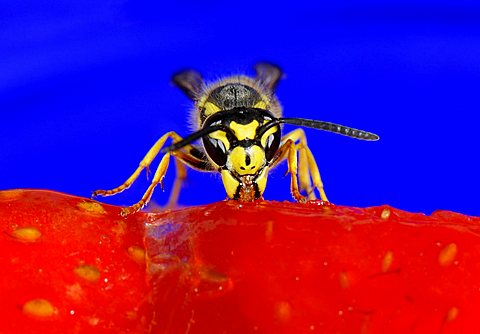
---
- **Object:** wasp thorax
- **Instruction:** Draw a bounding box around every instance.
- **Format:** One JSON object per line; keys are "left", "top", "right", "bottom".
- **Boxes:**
{"left": 209, "top": 84, "right": 261, "bottom": 110}
{"left": 197, "top": 79, "right": 278, "bottom": 125}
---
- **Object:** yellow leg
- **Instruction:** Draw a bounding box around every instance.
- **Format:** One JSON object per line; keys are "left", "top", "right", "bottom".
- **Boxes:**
{"left": 300, "top": 143, "right": 328, "bottom": 202}
{"left": 298, "top": 144, "right": 314, "bottom": 200}
{"left": 121, "top": 150, "right": 213, "bottom": 215}
{"left": 286, "top": 140, "right": 304, "bottom": 202}
{"left": 271, "top": 128, "right": 329, "bottom": 202}
{"left": 166, "top": 157, "right": 187, "bottom": 208}
{"left": 93, "top": 131, "right": 212, "bottom": 216}
{"left": 270, "top": 139, "right": 304, "bottom": 202}
{"left": 164, "top": 148, "right": 215, "bottom": 208}
{"left": 93, "top": 131, "right": 183, "bottom": 198}
{"left": 120, "top": 152, "right": 172, "bottom": 216}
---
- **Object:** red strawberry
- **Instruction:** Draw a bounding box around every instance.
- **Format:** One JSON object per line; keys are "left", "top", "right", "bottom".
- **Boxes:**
{"left": 145, "top": 201, "right": 480, "bottom": 334}
{"left": 0, "top": 190, "right": 151, "bottom": 333}
{"left": 2, "top": 189, "right": 480, "bottom": 333}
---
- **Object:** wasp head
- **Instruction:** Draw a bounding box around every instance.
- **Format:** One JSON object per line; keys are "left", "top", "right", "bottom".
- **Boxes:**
{"left": 201, "top": 108, "right": 281, "bottom": 201}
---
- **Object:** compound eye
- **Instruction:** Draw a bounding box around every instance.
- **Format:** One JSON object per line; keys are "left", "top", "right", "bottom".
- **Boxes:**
{"left": 264, "top": 131, "right": 281, "bottom": 162}
{"left": 203, "top": 136, "right": 228, "bottom": 166}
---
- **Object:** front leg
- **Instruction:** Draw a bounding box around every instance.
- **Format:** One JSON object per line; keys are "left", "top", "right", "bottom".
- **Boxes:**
{"left": 119, "top": 151, "right": 172, "bottom": 216}
{"left": 271, "top": 138, "right": 305, "bottom": 202}
{"left": 93, "top": 131, "right": 212, "bottom": 216}
{"left": 271, "top": 129, "right": 329, "bottom": 202}
{"left": 93, "top": 131, "right": 189, "bottom": 198}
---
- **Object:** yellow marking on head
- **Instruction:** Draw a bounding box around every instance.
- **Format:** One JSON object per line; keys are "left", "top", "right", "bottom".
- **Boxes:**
{"left": 203, "top": 101, "right": 221, "bottom": 117}
{"left": 209, "top": 130, "right": 230, "bottom": 150}
{"left": 229, "top": 146, "right": 265, "bottom": 175}
{"left": 221, "top": 169, "right": 240, "bottom": 198}
{"left": 230, "top": 121, "right": 259, "bottom": 140}
{"left": 221, "top": 166, "right": 269, "bottom": 199}
{"left": 254, "top": 100, "right": 268, "bottom": 109}
{"left": 260, "top": 126, "right": 279, "bottom": 147}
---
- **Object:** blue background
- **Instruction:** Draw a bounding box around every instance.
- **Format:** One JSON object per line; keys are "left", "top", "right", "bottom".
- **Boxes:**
{"left": 1, "top": 1, "right": 479, "bottom": 216}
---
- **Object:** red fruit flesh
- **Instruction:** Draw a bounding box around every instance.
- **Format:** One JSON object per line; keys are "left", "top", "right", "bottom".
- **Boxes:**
{"left": 145, "top": 201, "right": 480, "bottom": 334}
{"left": 2, "top": 189, "right": 480, "bottom": 333}
{"left": 0, "top": 190, "right": 151, "bottom": 333}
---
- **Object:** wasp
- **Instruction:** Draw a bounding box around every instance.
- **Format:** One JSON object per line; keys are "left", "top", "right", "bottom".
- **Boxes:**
{"left": 93, "top": 63, "right": 379, "bottom": 216}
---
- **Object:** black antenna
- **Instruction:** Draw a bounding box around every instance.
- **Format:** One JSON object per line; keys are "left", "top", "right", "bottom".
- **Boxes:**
{"left": 259, "top": 117, "right": 379, "bottom": 141}
{"left": 162, "top": 125, "right": 227, "bottom": 153}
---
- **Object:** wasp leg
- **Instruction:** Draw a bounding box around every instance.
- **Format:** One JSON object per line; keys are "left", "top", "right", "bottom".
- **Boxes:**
{"left": 299, "top": 143, "right": 328, "bottom": 202}
{"left": 271, "top": 129, "right": 328, "bottom": 202}
{"left": 165, "top": 149, "right": 214, "bottom": 208}
{"left": 92, "top": 131, "right": 211, "bottom": 216}
{"left": 270, "top": 138, "right": 305, "bottom": 202}
{"left": 119, "top": 151, "right": 173, "bottom": 216}
{"left": 298, "top": 139, "right": 315, "bottom": 200}
{"left": 93, "top": 131, "right": 180, "bottom": 198}
{"left": 166, "top": 158, "right": 187, "bottom": 208}
{"left": 119, "top": 148, "right": 213, "bottom": 216}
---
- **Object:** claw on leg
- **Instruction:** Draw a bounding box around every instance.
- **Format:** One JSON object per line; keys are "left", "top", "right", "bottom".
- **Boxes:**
{"left": 92, "top": 132, "right": 179, "bottom": 200}
{"left": 93, "top": 131, "right": 213, "bottom": 216}
{"left": 119, "top": 151, "right": 172, "bottom": 216}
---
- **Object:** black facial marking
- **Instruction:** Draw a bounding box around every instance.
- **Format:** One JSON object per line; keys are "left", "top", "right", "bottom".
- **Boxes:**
{"left": 245, "top": 154, "right": 251, "bottom": 166}
{"left": 264, "top": 131, "right": 281, "bottom": 162}
{"left": 203, "top": 136, "right": 228, "bottom": 166}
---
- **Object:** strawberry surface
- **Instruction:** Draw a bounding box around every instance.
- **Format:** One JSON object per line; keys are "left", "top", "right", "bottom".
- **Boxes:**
{"left": 0, "top": 190, "right": 150, "bottom": 333}
{"left": 1, "top": 189, "right": 480, "bottom": 333}
{"left": 145, "top": 201, "right": 480, "bottom": 333}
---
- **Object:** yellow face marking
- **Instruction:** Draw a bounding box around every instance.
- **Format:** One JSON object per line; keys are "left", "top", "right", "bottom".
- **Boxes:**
{"left": 229, "top": 146, "right": 265, "bottom": 175}
{"left": 221, "top": 166, "right": 269, "bottom": 200}
{"left": 260, "top": 126, "right": 279, "bottom": 147}
{"left": 230, "top": 120, "right": 259, "bottom": 140}
{"left": 209, "top": 130, "right": 230, "bottom": 150}
{"left": 203, "top": 101, "right": 221, "bottom": 117}
{"left": 221, "top": 169, "right": 240, "bottom": 198}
